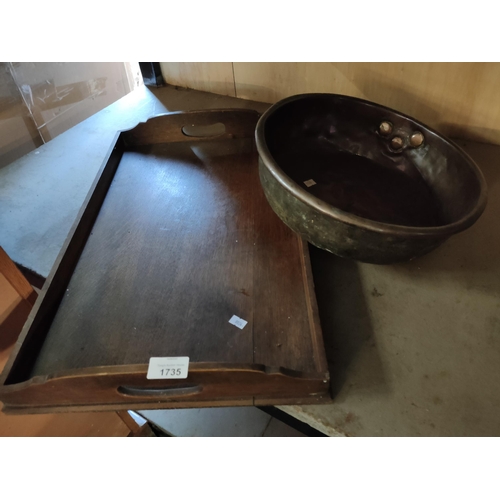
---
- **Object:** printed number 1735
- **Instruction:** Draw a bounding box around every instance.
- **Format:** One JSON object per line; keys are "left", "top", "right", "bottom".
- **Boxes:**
{"left": 160, "top": 368, "right": 182, "bottom": 376}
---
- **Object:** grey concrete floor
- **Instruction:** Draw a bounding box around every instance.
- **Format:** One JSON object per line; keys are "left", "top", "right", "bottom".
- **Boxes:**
{"left": 279, "top": 141, "right": 500, "bottom": 436}
{"left": 139, "top": 407, "right": 306, "bottom": 437}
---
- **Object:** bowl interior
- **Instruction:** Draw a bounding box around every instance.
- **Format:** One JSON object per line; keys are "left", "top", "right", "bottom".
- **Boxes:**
{"left": 263, "top": 95, "right": 484, "bottom": 229}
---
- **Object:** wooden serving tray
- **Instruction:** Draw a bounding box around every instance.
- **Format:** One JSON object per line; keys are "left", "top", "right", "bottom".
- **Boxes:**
{"left": 0, "top": 109, "right": 330, "bottom": 414}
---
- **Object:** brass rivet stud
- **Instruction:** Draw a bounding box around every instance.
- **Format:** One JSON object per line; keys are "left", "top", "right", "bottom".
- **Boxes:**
{"left": 410, "top": 131, "right": 424, "bottom": 147}
{"left": 379, "top": 121, "right": 393, "bottom": 135}
{"left": 391, "top": 136, "right": 404, "bottom": 150}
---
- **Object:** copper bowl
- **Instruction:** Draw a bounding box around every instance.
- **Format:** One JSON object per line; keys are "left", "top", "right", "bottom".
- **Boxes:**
{"left": 256, "top": 93, "right": 488, "bottom": 264}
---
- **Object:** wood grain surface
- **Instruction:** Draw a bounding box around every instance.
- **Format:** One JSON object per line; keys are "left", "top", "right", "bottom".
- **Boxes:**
{"left": 160, "top": 62, "right": 500, "bottom": 146}
{"left": 0, "top": 140, "right": 125, "bottom": 385}
{"left": 0, "top": 248, "right": 36, "bottom": 374}
{"left": 0, "top": 110, "right": 329, "bottom": 411}
{"left": 0, "top": 247, "right": 37, "bottom": 306}
{"left": 0, "top": 250, "right": 130, "bottom": 434}
{"left": 159, "top": 62, "right": 235, "bottom": 97}
{"left": 0, "top": 405, "right": 131, "bottom": 436}
{"left": 30, "top": 137, "right": 317, "bottom": 374}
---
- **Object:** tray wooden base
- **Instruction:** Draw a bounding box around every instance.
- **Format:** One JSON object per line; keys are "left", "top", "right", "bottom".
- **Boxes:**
{"left": 0, "top": 110, "right": 330, "bottom": 413}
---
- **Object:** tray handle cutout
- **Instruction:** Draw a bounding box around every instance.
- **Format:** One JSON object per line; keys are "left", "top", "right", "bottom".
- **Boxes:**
{"left": 181, "top": 122, "right": 226, "bottom": 138}
{"left": 121, "top": 110, "right": 260, "bottom": 147}
{"left": 117, "top": 384, "right": 202, "bottom": 398}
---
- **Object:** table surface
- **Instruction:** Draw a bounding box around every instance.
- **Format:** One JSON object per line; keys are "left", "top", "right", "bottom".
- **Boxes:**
{"left": 1, "top": 84, "right": 499, "bottom": 436}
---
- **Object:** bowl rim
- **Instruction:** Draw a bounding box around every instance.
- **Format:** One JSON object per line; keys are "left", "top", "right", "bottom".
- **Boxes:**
{"left": 255, "top": 92, "right": 488, "bottom": 238}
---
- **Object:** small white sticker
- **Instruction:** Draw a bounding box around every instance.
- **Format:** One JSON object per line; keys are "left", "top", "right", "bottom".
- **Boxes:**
{"left": 147, "top": 357, "right": 189, "bottom": 379}
{"left": 229, "top": 315, "right": 248, "bottom": 329}
{"left": 304, "top": 179, "right": 316, "bottom": 187}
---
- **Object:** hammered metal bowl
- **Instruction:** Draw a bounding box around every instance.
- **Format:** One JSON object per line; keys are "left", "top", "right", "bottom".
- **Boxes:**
{"left": 255, "top": 93, "right": 488, "bottom": 264}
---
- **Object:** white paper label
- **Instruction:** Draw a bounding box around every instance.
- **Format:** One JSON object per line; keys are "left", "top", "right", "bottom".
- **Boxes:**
{"left": 304, "top": 179, "right": 316, "bottom": 187}
{"left": 229, "top": 315, "right": 248, "bottom": 329}
{"left": 147, "top": 357, "right": 189, "bottom": 379}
